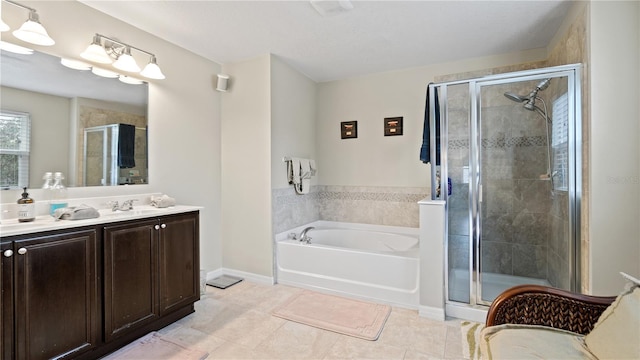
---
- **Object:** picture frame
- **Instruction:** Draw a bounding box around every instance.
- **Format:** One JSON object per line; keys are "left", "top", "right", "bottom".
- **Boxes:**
{"left": 341, "top": 121, "right": 358, "bottom": 139}
{"left": 384, "top": 116, "right": 403, "bottom": 136}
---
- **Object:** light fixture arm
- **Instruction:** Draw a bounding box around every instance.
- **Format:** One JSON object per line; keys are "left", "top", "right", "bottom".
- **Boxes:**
{"left": 3, "top": 0, "right": 38, "bottom": 13}
{"left": 95, "top": 33, "right": 157, "bottom": 59}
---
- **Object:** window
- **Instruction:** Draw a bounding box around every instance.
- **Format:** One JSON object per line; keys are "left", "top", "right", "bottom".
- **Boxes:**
{"left": 551, "top": 93, "right": 568, "bottom": 191}
{"left": 0, "top": 111, "right": 31, "bottom": 190}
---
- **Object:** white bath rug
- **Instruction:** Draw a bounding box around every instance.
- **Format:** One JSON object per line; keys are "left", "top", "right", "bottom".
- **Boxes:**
{"left": 271, "top": 290, "right": 391, "bottom": 341}
{"left": 461, "top": 320, "right": 484, "bottom": 360}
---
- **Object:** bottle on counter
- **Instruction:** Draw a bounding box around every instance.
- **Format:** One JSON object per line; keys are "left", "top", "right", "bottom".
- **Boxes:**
{"left": 17, "top": 187, "right": 35, "bottom": 222}
{"left": 42, "top": 171, "right": 53, "bottom": 208}
{"left": 49, "top": 172, "right": 68, "bottom": 216}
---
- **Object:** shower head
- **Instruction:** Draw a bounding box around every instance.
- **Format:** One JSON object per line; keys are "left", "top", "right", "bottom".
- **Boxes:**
{"left": 504, "top": 92, "right": 528, "bottom": 103}
{"left": 536, "top": 78, "right": 551, "bottom": 91}
{"left": 504, "top": 78, "right": 552, "bottom": 107}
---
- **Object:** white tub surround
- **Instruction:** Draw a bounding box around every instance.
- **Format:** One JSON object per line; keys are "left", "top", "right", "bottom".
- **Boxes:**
{"left": 276, "top": 221, "right": 419, "bottom": 308}
{"left": 418, "top": 199, "right": 446, "bottom": 321}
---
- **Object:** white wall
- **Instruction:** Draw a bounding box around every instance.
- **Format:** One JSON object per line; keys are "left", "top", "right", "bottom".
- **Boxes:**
{"left": 316, "top": 50, "right": 547, "bottom": 188}
{"left": 270, "top": 55, "right": 317, "bottom": 189}
{"left": 589, "top": 1, "right": 640, "bottom": 295}
{"left": 1, "top": 87, "right": 70, "bottom": 188}
{"left": 1, "top": 1, "right": 223, "bottom": 272}
{"left": 220, "top": 55, "right": 273, "bottom": 276}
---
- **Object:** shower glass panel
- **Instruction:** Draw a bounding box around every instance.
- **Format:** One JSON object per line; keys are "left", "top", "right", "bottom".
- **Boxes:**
{"left": 434, "top": 64, "right": 580, "bottom": 310}
{"left": 445, "top": 83, "right": 472, "bottom": 304}
{"left": 477, "top": 74, "right": 576, "bottom": 304}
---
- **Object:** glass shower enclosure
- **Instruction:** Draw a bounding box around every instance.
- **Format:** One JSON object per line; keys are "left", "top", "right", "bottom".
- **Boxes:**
{"left": 429, "top": 64, "right": 581, "bottom": 313}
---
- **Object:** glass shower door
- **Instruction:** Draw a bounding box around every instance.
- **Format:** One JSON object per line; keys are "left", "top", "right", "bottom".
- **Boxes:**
{"left": 476, "top": 74, "right": 576, "bottom": 304}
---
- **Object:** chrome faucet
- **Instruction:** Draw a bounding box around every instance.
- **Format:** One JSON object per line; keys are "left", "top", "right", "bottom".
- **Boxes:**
{"left": 299, "top": 226, "right": 315, "bottom": 244}
{"left": 109, "top": 199, "right": 138, "bottom": 211}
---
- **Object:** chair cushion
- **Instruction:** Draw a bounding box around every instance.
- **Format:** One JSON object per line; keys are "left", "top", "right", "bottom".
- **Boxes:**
{"left": 480, "top": 324, "right": 596, "bottom": 359}
{"left": 584, "top": 283, "right": 640, "bottom": 359}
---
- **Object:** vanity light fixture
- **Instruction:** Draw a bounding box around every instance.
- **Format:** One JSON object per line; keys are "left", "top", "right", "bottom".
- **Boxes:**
{"left": 60, "top": 58, "right": 91, "bottom": 71}
{"left": 113, "top": 46, "right": 141, "bottom": 73}
{"left": 0, "top": 40, "right": 33, "bottom": 54}
{"left": 0, "top": 18, "right": 9, "bottom": 32}
{"left": 3, "top": 0, "right": 55, "bottom": 46}
{"left": 80, "top": 33, "right": 165, "bottom": 80}
{"left": 139, "top": 55, "right": 165, "bottom": 80}
{"left": 118, "top": 75, "right": 144, "bottom": 85}
{"left": 80, "top": 35, "right": 112, "bottom": 64}
{"left": 91, "top": 66, "right": 119, "bottom": 79}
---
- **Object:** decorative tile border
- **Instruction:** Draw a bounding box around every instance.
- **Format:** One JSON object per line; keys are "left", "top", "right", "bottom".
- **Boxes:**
{"left": 448, "top": 136, "right": 546, "bottom": 150}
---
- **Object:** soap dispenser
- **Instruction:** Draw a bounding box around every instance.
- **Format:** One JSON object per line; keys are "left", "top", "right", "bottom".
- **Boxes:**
{"left": 17, "top": 187, "right": 35, "bottom": 222}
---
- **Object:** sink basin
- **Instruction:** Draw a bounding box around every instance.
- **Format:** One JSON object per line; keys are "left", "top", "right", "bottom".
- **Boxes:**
{"left": 99, "top": 207, "right": 164, "bottom": 218}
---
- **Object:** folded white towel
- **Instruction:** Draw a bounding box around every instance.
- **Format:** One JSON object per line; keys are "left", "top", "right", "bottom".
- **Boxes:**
{"left": 54, "top": 204, "right": 100, "bottom": 221}
{"left": 151, "top": 194, "right": 176, "bottom": 208}
{"left": 290, "top": 158, "right": 301, "bottom": 185}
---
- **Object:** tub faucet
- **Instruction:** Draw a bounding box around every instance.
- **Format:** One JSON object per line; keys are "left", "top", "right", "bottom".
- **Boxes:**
{"left": 299, "top": 226, "right": 315, "bottom": 244}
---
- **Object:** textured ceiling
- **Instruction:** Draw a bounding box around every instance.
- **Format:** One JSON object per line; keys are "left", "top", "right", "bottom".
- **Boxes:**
{"left": 82, "top": 1, "right": 572, "bottom": 82}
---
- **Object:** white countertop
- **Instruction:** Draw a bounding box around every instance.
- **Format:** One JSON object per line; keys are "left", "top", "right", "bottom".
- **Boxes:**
{"left": 0, "top": 205, "right": 202, "bottom": 238}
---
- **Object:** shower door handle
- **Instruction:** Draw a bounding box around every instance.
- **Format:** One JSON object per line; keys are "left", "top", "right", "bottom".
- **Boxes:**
{"left": 479, "top": 184, "right": 483, "bottom": 203}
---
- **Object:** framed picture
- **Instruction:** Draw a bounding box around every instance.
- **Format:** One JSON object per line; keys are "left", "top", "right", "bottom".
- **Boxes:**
{"left": 341, "top": 121, "right": 358, "bottom": 139}
{"left": 384, "top": 116, "right": 403, "bottom": 136}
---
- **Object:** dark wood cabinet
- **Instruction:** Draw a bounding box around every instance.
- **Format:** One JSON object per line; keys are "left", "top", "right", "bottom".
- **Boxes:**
{"left": 103, "top": 218, "right": 160, "bottom": 342}
{"left": 2, "top": 228, "right": 98, "bottom": 360}
{"left": 158, "top": 213, "right": 199, "bottom": 315}
{"left": 1, "top": 210, "right": 200, "bottom": 360}
{"left": 103, "top": 212, "right": 199, "bottom": 343}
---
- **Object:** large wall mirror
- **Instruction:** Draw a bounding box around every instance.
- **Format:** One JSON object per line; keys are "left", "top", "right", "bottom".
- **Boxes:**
{"left": 1, "top": 49, "right": 148, "bottom": 190}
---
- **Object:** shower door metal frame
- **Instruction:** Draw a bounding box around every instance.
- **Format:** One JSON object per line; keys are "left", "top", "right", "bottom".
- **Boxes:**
{"left": 432, "top": 63, "right": 582, "bottom": 311}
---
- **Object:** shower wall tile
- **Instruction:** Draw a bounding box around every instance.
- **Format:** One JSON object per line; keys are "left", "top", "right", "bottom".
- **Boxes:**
{"left": 512, "top": 244, "right": 547, "bottom": 280}
{"left": 512, "top": 212, "right": 550, "bottom": 246}
{"left": 547, "top": 251, "right": 571, "bottom": 289}
{"left": 549, "top": 217, "right": 570, "bottom": 262}
{"left": 482, "top": 180, "right": 514, "bottom": 215}
{"left": 512, "top": 145, "right": 549, "bottom": 180}
{"left": 513, "top": 180, "right": 553, "bottom": 214}
{"left": 482, "top": 213, "right": 514, "bottom": 243}
{"left": 481, "top": 241, "right": 513, "bottom": 275}
{"left": 448, "top": 234, "right": 470, "bottom": 270}
{"left": 448, "top": 208, "right": 470, "bottom": 237}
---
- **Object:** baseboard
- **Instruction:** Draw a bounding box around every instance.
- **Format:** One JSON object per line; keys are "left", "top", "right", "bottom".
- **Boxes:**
{"left": 206, "top": 267, "right": 274, "bottom": 285}
{"left": 418, "top": 305, "right": 445, "bottom": 321}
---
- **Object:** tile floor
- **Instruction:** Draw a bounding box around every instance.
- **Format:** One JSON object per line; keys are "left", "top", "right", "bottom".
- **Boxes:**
{"left": 157, "top": 280, "right": 465, "bottom": 359}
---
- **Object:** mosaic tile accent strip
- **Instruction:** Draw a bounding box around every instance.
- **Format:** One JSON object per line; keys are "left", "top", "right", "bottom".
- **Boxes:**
{"left": 317, "top": 191, "right": 426, "bottom": 203}
{"left": 448, "top": 136, "right": 546, "bottom": 150}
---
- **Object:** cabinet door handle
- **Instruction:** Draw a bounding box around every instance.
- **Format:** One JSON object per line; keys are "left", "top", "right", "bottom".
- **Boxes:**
{"left": 3, "top": 249, "right": 13, "bottom": 257}
{"left": 160, "top": 223, "right": 166, "bottom": 229}
{"left": 17, "top": 247, "right": 27, "bottom": 255}
{"left": 154, "top": 225, "right": 160, "bottom": 230}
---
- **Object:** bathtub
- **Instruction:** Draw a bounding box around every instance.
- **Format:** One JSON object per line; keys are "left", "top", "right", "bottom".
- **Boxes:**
{"left": 275, "top": 221, "right": 420, "bottom": 308}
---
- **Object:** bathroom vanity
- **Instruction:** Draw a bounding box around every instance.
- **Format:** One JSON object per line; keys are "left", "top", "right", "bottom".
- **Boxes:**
{"left": 0, "top": 207, "right": 200, "bottom": 360}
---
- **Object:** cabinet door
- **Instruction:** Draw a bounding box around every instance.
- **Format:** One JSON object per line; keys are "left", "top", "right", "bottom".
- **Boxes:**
{"left": 103, "top": 219, "right": 159, "bottom": 342}
{"left": 159, "top": 212, "right": 199, "bottom": 315}
{"left": 14, "top": 229, "right": 98, "bottom": 360}
{"left": 1, "top": 241, "right": 13, "bottom": 360}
